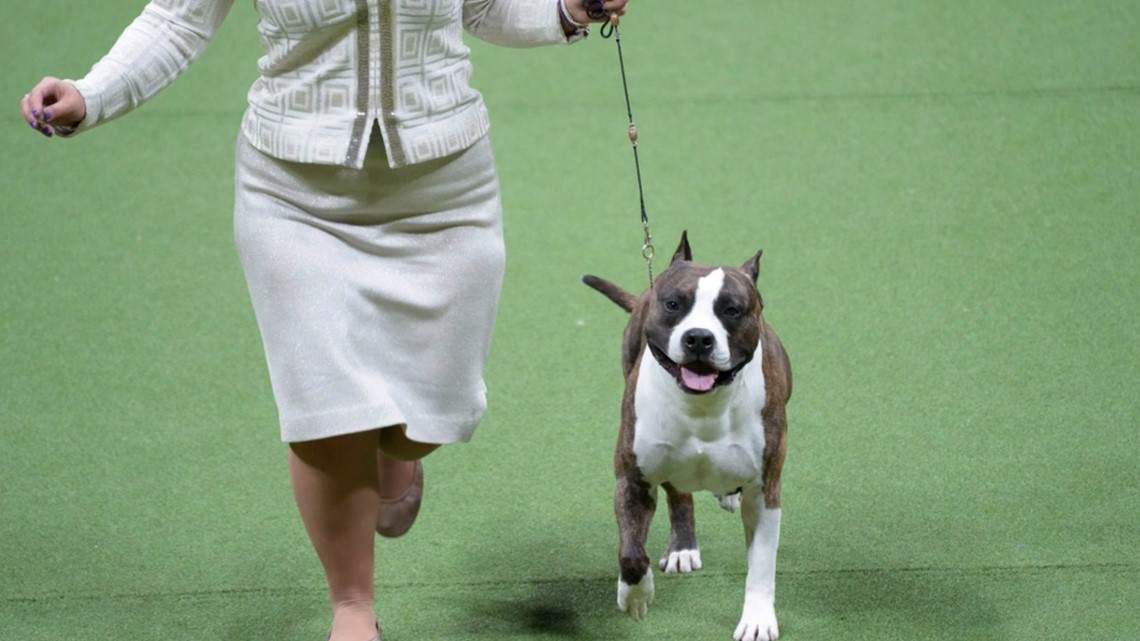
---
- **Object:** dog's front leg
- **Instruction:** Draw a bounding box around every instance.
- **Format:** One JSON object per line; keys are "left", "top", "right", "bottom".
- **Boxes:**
{"left": 734, "top": 487, "right": 780, "bottom": 641}
{"left": 615, "top": 473, "right": 657, "bottom": 620}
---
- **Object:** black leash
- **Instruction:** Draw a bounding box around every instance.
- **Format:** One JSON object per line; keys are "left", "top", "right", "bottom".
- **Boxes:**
{"left": 588, "top": 2, "right": 655, "bottom": 286}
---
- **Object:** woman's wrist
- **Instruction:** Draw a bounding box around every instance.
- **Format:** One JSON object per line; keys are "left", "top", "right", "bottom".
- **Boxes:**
{"left": 558, "top": 0, "right": 589, "bottom": 39}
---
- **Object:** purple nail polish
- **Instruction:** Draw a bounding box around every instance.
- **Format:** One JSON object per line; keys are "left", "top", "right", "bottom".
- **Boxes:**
{"left": 29, "top": 119, "right": 38, "bottom": 128}
{"left": 32, "top": 109, "right": 39, "bottom": 118}
{"left": 44, "top": 110, "right": 52, "bottom": 120}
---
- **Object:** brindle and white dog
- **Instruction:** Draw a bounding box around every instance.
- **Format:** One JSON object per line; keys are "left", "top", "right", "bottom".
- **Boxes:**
{"left": 583, "top": 232, "right": 792, "bottom": 641}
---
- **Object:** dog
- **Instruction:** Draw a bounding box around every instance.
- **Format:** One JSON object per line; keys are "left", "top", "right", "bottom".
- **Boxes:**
{"left": 582, "top": 232, "right": 792, "bottom": 641}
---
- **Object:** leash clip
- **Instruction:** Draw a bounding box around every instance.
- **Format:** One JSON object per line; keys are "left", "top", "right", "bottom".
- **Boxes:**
{"left": 642, "top": 223, "right": 655, "bottom": 286}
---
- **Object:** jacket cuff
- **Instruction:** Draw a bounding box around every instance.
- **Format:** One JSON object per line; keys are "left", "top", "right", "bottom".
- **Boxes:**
{"left": 558, "top": 0, "right": 589, "bottom": 43}
{"left": 63, "top": 78, "right": 102, "bottom": 136}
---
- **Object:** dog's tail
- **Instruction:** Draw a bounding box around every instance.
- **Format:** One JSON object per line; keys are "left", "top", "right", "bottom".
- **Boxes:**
{"left": 582, "top": 275, "right": 636, "bottom": 313}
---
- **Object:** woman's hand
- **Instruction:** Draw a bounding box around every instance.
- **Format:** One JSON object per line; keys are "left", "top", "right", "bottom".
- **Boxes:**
{"left": 20, "top": 76, "right": 87, "bottom": 138}
{"left": 565, "top": 0, "right": 629, "bottom": 26}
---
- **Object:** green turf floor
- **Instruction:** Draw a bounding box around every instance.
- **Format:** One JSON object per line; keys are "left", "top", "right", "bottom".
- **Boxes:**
{"left": 2, "top": 1, "right": 1138, "bottom": 640}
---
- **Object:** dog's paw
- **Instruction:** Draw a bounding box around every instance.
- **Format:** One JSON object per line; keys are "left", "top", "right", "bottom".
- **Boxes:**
{"left": 659, "top": 548, "right": 703, "bottom": 573}
{"left": 733, "top": 604, "right": 778, "bottom": 641}
{"left": 716, "top": 492, "right": 742, "bottom": 513}
{"left": 617, "top": 570, "right": 655, "bottom": 621}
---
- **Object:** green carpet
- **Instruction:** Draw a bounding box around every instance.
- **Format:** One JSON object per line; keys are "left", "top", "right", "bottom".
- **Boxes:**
{"left": 2, "top": 1, "right": 1137, "bottom": 640}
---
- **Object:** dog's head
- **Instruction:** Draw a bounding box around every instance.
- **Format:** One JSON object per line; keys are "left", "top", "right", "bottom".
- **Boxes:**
{"left": 643, "top": 232, "right": 764, "bottom": 394}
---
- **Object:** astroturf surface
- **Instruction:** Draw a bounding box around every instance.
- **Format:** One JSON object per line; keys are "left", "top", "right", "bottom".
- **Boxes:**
{"left": 2, "top": 2, "right": 1137, "bottom": 640}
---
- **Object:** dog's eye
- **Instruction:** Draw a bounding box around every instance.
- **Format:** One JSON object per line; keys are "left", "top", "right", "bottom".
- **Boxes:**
{"left": 723, "top": 306, "right": 741, "bottom": 318}
{"left": 664, "top": 299, "right": 681, "bottom": 313}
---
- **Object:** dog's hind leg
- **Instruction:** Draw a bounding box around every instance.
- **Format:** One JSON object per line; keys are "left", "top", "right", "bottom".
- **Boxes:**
{"left": 659, "top": 482, "right": 702, "bottom": 573}
{"left": 615, "top": 473, "right": 657, "bottom": 620}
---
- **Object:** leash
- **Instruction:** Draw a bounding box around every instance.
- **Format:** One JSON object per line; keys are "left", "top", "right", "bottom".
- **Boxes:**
{"left": 588, "top": 3, "right": 655, "bottom": 287}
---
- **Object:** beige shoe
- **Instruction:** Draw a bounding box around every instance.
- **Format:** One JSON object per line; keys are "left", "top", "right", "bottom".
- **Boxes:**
{"left": 376, "top": 459, "right": 423, "bottom": 538}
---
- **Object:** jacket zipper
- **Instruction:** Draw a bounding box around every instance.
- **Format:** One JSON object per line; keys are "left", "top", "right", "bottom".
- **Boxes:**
{"left": 378, "top": 0, "right": 405, "bottom": 166}
{"left": 346, "top": 0, "right": 370, "bottom": 165}
{"left": 346, "top": 0, "right": 403, "bottom": 167}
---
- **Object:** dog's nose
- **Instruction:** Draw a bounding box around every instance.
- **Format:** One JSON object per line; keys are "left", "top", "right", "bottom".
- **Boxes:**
{"left": 682, "top": 328, "right": 715, "bottom": 357}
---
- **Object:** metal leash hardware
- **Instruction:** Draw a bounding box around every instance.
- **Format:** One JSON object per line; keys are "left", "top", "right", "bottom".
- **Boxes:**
{"left": 587, "top": 1, "right": 655, "bottom": 286}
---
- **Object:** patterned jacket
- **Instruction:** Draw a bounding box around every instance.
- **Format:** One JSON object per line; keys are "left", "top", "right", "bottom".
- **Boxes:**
{"left": 70, "top": 0, "right": 575, "bottom": 168}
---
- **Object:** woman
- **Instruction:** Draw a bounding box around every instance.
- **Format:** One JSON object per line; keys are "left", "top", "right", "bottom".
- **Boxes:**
{"left": 18, "top": 1, "right": 629, "bottom": 640}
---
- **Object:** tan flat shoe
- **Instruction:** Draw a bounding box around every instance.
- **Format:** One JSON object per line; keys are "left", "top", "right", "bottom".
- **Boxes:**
{"left": 376, "top": 459, "right": 423, "bottom": 538}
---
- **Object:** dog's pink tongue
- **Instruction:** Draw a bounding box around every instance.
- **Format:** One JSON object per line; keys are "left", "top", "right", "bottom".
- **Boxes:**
{"left": 681, "top": 367, "right": 717, "bottom": 392}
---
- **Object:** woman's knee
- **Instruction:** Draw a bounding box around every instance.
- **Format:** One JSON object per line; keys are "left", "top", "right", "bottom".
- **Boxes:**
{"left": 377, "top": 425, "right": 439, "bottom": 460}
{"left": 289, "top": 430, "right": 380, "bottom": 466}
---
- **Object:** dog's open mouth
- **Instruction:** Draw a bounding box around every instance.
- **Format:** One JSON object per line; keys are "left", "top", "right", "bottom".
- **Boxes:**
{"left": 649, "top": 345, "right": 740, "bottom": 394}
{"left": 680, "top": 362, "right": 720, "bottom": 392}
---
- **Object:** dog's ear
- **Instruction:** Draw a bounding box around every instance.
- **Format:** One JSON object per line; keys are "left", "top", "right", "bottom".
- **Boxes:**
{"left": 671, "top": 230, "right": 693, "bottom": 265}
{"left": 741, "top": 249, "right": 763, "bottom": 284}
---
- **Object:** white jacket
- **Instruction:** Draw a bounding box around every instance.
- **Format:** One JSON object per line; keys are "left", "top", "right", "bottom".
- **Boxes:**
{"left": 71, "top": 0, "right": 576, "bottom": 168}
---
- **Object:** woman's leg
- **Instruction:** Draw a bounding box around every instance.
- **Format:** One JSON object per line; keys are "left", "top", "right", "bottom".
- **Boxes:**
{"left": 289, "top": 427, "right": 439, "bottom": 640}
{"left": 377, "top": 426, "right": 437, "bottom": 536}
{"left": 289, "top": 430, "right": 382, "bottom": 641}
{"left": 375, "top": 426, "right": 438, "bottom": 537}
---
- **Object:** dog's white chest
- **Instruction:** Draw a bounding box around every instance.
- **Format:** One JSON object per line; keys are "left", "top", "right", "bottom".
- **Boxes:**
{"left": 632, "top": 347, "right": 767, "bottom": 495}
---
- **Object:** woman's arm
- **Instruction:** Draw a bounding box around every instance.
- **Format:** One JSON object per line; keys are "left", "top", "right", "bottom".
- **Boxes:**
{"left": 463, "top": 0, "right": 628, "bottom": 47}
{"left": 22, "top": 0, "right": 236, "bottom": 137}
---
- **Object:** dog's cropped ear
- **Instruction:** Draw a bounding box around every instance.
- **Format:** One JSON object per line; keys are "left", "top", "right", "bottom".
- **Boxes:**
{"left": 741, "top": 249, "right": 763, "bottom": 284}
{"left": 671, "top": 230, "right": 693, "bottom": 265}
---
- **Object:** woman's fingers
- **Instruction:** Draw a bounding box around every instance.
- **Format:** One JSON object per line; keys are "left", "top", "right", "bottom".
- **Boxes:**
{"left": 603, "top": 0, "right": 629, "bottom": 17}
{"left": 21, "top": 77, "right": 85, "bottom": 137}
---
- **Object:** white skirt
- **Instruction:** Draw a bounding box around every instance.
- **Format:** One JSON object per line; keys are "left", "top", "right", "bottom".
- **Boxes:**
{"left": 233, "top": 128, "right": 504, "bottom": 444}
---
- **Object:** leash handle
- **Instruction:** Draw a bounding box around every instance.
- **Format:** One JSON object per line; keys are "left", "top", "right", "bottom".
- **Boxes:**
{"left": 585, "top": 0, "right": 608, "bottom": 20}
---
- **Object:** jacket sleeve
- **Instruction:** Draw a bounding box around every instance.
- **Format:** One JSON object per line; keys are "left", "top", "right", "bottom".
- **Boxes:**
{"left": 462, "top": 0, "right": 573, "bottom": 47}
{"left": 68, "top": 0, "right": 237, "bottom": 133}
